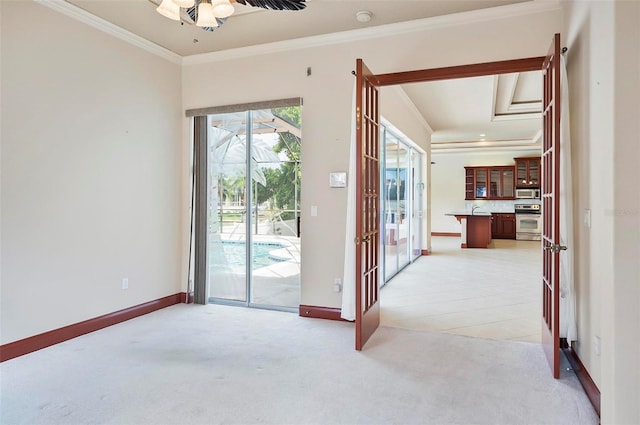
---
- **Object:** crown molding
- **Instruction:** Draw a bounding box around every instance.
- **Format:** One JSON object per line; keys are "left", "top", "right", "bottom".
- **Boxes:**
{"left": 431, "top": 144, "right": 542, "bottom": 155}
{"left": 35, "top": 0, "right": 182, "bottom": 65}
{"left": 183, "top": 0, "right": 561, "bottom": 65}
{"left": 36, "top": 0, "right": 560, "bottom": 67}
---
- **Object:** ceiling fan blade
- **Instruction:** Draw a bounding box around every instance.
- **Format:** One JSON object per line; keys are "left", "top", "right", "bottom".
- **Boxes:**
{"left": 235, "top": 0, "right": 306, "bottom": 11}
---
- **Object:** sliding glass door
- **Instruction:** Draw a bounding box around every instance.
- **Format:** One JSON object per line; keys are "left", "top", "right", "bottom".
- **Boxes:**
{"left": 207, "top": 105, "right": 301, "bottom": 310}
{"left": 383, "top": 129, "right": 402, "bottom": 281}
{"left": 411, "top": 149, "right": 423, "bottom": 260}
{"left": 381, "top": 123, "right": 424, "bottom": 284}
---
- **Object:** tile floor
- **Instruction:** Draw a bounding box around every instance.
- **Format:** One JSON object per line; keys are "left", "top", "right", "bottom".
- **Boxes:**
{"left": 380, "top": 236, "right": 542, "bottom": 343}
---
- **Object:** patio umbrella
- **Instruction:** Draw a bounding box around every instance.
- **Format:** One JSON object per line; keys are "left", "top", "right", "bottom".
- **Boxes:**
{"left": 210, "top": 114, "right": 282, "bottom": 186}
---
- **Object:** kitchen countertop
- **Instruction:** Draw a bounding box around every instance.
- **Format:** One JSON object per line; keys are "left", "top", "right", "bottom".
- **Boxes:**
{"left": 445, "top": 212, "right": 492, "bottom": 217}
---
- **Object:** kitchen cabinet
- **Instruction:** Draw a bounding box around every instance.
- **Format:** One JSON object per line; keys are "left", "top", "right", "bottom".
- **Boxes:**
{"left": 465, "top": 166, "right": 515, "bottom": 200}
{"left": 448, "top": 213, "right": 493, "bottom": 248}
{"left": 491, "top": 213, "right": 516, "bottom": 239}
{"left": 515, "top": 157, "right": 541, "bottom": 187}
{"left": 465, "top": 167, "right": 487, "bottom": 199}
{"left": 490, "top": 167, "right": 515, "bottom": 198}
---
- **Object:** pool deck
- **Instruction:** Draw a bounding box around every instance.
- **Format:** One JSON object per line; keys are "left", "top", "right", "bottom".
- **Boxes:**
{"left": 209, "top": 230, "right": 301, "bottom": 308}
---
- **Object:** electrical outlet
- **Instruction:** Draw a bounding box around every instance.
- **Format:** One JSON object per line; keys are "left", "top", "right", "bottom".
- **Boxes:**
{"left": 333, "top": 278, "right": 342, "bottom": 293}
{"left": 122, "top": 278, "right": 129, "bottom": 290}
{"left": 594, "top": 335, "right": 601, "bottom": 356}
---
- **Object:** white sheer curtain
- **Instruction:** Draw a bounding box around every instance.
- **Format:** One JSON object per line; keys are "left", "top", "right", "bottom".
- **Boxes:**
{"left": 341, "top": 83, "right": 357, "bottom": 321}
{"left": 559, "top": 54, "right": 578, "bottom": 344}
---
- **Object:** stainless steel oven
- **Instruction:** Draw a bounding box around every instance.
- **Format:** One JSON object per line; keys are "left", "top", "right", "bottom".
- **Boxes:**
{"left": 515, "top": 203, "right": 541, "bottom": 241}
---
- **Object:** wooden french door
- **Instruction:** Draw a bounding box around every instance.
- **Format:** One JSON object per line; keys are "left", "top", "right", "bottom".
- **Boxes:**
{"left": 541, "top": 33, "right": 563, "bottom": 378}
{"left": 351, "top": 47, "right": 561, "bottom": 364}
{"left": 354, "top": 59, "right": 381, "bottom": 350}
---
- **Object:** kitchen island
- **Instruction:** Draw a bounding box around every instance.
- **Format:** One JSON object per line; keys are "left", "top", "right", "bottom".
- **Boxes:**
{"left": 445, "top": 212, "right": 493, "bottom": 248}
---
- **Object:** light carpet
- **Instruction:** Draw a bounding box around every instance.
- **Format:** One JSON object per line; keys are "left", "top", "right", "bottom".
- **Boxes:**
{"left": 0, "top": 304, "right": 597, "bottom": 425}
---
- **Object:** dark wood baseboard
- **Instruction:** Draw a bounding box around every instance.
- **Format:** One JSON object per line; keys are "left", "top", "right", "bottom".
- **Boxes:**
{"left": 431, "top": 232, "right": 461, "bottom": 237}
{"left": 1, "top": 292, "right": 186, "bottom": 362}
{"left": 563, "top": 345, "right": 601, "bottom": 417}
{"left": 299, "top": 305, "right": 348, "bottom": 321}
{"left": 421, "top": 249, "right": 430, "bottom": 256}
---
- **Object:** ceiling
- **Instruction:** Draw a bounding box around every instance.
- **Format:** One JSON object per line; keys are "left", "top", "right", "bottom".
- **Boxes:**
{"left": 404, "top": 71, "right": 543, "bottom": 152}
{"left": 61, "top": 0, "right": 542, "bottom": 152}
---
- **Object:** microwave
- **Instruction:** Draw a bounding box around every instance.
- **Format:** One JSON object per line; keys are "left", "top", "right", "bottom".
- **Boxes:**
{"left": 515, "top": 188, "right": 541, "bottom": 199}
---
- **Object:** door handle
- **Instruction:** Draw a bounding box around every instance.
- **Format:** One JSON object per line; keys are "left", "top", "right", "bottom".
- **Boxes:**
{"left": 544, "top": 243, "right": 568, "bottom": 253}
{"left": 355, "top": 235, "right": 372, "bottom": 244}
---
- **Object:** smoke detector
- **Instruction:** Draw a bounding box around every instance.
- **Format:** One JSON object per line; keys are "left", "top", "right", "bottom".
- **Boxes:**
{"left": 356, "top": 10, "right": 372, "bottom": 23}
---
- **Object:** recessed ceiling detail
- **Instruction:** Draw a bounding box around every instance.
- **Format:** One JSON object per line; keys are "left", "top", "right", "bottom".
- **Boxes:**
{"left": 401, "top": 72, "right": 543, "bottom": 153}
{"left": 492, "top": 71, "right": 542, "bottom": 121}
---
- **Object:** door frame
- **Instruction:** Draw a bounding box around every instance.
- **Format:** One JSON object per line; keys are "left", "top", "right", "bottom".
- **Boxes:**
{"left": 355, "top": 51, "right": 561, "bottom": 379}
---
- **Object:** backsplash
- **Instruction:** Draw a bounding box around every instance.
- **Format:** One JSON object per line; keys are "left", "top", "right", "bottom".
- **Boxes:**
{"left": 464, "top": 198, "right": 541, "bottom": 213}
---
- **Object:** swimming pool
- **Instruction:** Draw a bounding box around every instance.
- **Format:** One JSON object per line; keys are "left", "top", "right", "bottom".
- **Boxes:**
{"left": 211, "top": 240, "right": 287, "bottom": 271}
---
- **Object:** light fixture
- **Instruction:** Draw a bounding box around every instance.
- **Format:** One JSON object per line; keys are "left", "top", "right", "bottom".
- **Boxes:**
{"left": 212, "top": 0, "right": 234, "bottom": 18}
{"left": 156, "top": 0, "right": 181, "bottom": 20}
{"left": 196, "top": 0, "right": 219, "bottom": 27}
{"left": 151, "top": 0, "right": 307, "bottom": 32}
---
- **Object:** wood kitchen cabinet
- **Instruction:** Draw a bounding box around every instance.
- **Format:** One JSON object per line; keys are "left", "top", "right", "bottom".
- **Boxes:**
{"left": 465, "top": 166, "right": 515, "bottom": 200}
{"left": 515, "top": 157, "right": 541, "bottom": 187}
{"left": 465, "top": 167, "right": 487, "bottom": 199}
{"left": 491, "top": 213, "right": 516, "bottom": 239}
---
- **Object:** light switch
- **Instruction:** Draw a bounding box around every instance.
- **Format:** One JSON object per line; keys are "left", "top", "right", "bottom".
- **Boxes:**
{"left": 584, "top": 209, "right": 591, "bottom": 228}
{"left": 311, "top": 205, "right": 318, "bottom": 217}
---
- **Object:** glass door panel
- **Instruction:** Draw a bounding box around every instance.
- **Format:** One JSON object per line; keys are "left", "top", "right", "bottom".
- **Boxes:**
{"left": 475, "top": 169, "right": 488, "bottom": 198}
{"left": 381, "top": 124, "right": 424, "bottom": 283}
{"left": 503, "top": 168, "right": 514, "bottom": 197}
{"left": 490, "top": 169, "right": 501, "bottom": 198}
{"left": 529, "top": 160, "right": 540, "bottom": 186}
{"left": 411, "top": 150, "right": 423, "bottom": 260}
{"left": 249, "top": 107, "right": 301, "bottom": 309}
{"left": 397, "top": 144, "right": 410, "bottom": 270}
{"left": 208, "top": 112, "right": 248, "bottom": 302}
{"left": 383, "top": 130, "right": 400, "bottom": 281}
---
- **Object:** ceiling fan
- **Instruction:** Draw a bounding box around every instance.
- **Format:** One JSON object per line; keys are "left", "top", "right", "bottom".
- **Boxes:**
{"left": 152, "top": 0, "right": 307, "bottom": 32}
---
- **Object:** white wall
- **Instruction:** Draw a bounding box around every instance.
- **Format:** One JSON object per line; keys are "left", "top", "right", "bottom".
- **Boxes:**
{"left": 610, "top": 3, "right": 640, "bottom": 422}
{"left": 563, "top": 1, "right": 640, "bottom": 423}
{"left": 181, "top": 6, "right": 561, "bottom": 309}
{"left": 0, "top": 1, "right": 183, "bottom": 344}
{"left": 181, "top": 54, "right": 430, "bottom": 308}
{"left": 430, "top": 149, "right": 540, "bottom": 233}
